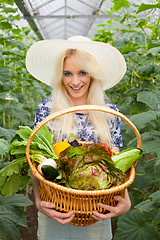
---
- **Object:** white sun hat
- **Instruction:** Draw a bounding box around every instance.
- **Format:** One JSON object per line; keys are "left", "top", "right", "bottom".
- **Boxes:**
{"left": 26, "top": 36, "right": 126, "bottom": 90}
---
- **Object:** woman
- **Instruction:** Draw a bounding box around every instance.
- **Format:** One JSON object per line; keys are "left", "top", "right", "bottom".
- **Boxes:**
{"left": 26, "top": 36, "right": 131, "bottom": 240}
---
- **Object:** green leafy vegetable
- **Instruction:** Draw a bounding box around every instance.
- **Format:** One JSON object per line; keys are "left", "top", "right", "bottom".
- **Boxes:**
{"left": 0, "top": 125, "right": 58, "bottom": 196}
{"left": 56, "top": 144, "right": 143, "bottom": 190}
{"left": 58, "top": 143, "right": 126, "bottom": 190}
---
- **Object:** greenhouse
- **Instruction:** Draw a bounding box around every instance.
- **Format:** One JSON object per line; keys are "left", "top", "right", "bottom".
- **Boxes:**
{"left": 0, "top": 0, "right": 160, "bottom": 240}
{"left": 15, "top": 0, "right": 159, "bottom": 39}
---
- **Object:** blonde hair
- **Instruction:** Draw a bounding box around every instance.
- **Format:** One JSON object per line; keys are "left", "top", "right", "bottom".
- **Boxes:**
{"left": 48, "top": 49, "right": 112, "bottom": 145}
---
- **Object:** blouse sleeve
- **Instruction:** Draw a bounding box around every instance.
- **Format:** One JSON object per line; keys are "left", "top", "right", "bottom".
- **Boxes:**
{"left": 34, "top": 98, "right": 51, "bottom": 128}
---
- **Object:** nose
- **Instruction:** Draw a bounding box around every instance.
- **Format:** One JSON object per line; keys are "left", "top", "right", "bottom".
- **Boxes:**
{"left": 72, "top": 74, "right": 80, "bottom": 85}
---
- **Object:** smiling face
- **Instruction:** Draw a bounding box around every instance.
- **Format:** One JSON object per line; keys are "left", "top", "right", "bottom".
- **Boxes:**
{"left": 62, "top": 56, "right": 91, "bottom": 105}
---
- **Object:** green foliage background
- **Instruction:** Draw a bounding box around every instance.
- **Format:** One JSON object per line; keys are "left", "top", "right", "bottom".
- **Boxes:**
{"left": 0, "top": 1, "right": 51, "bottom": 239}
{"left": 93, "top": 1, "right": 160, "bottom": 239}
{"left": 0, "top": 0, "right": 160, "bottom": 239}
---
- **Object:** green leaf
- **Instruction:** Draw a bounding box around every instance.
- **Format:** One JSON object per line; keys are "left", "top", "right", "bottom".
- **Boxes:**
{"left": 146, "top": 47, "right": 160, "bottom": 54}
{"left": 0, "top": 157, "right": 27, "bottom": 177}
{"left": 1, "top": 5, "right": 17, "bottom": 13}
{"left": 114, "top": 209, "right": 159, "bottom": 240}
{"left": 135, "top": 199, "right": 154, "bottom": 213}
{"left": 149, "top": 190, "right": 160, "bottom": 203}
{"left": 1, "top": 21, "right": 12, "bottom": 30}
{"left": 36, "top": 125, "right": 53, "bottom": 144}
{"left": 1, "top": 174, "right": 25, "bottom": 196}
{"left": 125, "top": 111, "right": 159, "bottom": 134}
{"left": 0, "top": 139, "right": 10, "bottom": 155}
{"left": 0, "top": 194, "right": 32, "bottom": 240}
{"left": 0, "top": 49, "right": 22, "bottom": 56}
{"left": 123, "top": 52, "right": 137, "bottom": 58}
{"left": 142, "top": 140, "right": 160, "bottom": 155}
{"left": 6, "top": 39, "right": 25, "bottom": 50}
{"left": 152, "top": 210, "right": 160, "bottom": 224}
{"left": 2, "top": 80, "right": 17, "bottom": 91}
{"left": 135, "top": 191, "right": 160, "bottom": 222}
{"left": 0, "top": 193, "right": 32, "bottom": 207}
{"left": 34, "top": 125, "right": 56, "bottom": 155}
{"left": 10, "top": 140, "right": 29, "bottom": 154}
{"left": 124, "top": 88, "right": 141, "bottom": 96}
{"left": 0, "top": 177, "right": 6, "bottom": 190}
{"left": 0, "top": 157, "right": 29, "bottom": 195}
{"left": 10, "top": 142, "right": 27, "bottom": 155}
{"left": 112, "top": 0, "right": 130, "bottom": 12}
{"left": 1, "top": 0, "right": 14, "bottom": 6}
{"left": 137, "top": 3, "right": 160, "bottom": 14}
{"left": 10, "top": 125, "right": 57, "bottom": 159}
{"left": 16, "top": 126, "right": 33, "bottom": 141}
{"left": 10, "top": 106, "right": 31, "bottom": 124}
{"left": 0, "top": 210, "right": 21, "bottom": 240}
{"left": 0, "top": 127, "right": 16, "bottom": 141}
{"left": 137, "top": 91, "right": 159, "bottom": 111}
{"left": 0, "top": 92, "right": 18, "bottom": 102}
{"left": 12, "top": 28, "right": 21, "bottom": 35}
{"left": 132, "top": 160, "right": 155, "bottom": 190}
{"left": 137, "top": 65, "right": 154, "bottom": 76}
{"left": 0, "top": 66, "right": 10, "bottom": 82}
{"left": 121, "top": 45, "right": 137, "bottom": 54}
{"left": 140, "top": 131, "right": 160, "bottom": 142}
{"left": 154, "top": 65, "right": 160, "bottom": 73}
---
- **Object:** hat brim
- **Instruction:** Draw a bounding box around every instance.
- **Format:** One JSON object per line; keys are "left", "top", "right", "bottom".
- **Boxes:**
{"left": 26, "top": 39, "right": 126, "bottom": 90}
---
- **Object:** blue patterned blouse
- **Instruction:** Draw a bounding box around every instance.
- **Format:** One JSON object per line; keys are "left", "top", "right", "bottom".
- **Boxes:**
{"left": 34, "top": 98, "right": 123, "bottom": 147}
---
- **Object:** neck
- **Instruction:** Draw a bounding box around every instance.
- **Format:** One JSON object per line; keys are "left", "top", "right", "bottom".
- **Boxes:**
{"left": 70, "top": 97, "right": 88, "bottom": 113}
{"left": 70, "top": 96, "right": 88, "bottom": 107}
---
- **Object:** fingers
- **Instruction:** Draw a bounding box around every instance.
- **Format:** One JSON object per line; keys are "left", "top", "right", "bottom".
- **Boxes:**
{"left": 52, "top": 210, "right": 74, "bottom": 219}
{"left": 92, "top": 211, "right": 109, "bottom": 220}
{"left": 54, "top": 211, "right": 75, "bottom": 225}
{"left": 39, "top": 201, "right": 75, "bottom": 225}
{"left": 92, "top": 190, "right": 131, "bottom": 220}
{"left": 40, "top": 201, "right": 55, "bottom": 209}
{"left": 92, "top": 206, "right": 118, "bottom": 220}
{"left": 114, "top": 195, "right": 124, "bottom": 202}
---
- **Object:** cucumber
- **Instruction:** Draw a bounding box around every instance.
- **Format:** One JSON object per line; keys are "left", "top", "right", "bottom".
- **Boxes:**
{"left": 111, "top": 148, "right": 143, "bottom": 173}
{"left": 41, "top": 165, "right": 59, "bottom": 181}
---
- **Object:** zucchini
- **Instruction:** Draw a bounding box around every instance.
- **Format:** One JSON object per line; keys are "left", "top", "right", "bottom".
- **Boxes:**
{"left": 111, "top": 148, "right": 143, "bottom": 173}
{"left": 37, "top": 158, "right": 59, "bottom": 181}
{"left": 41, "top": 165, "right": 59, "bottom": 181}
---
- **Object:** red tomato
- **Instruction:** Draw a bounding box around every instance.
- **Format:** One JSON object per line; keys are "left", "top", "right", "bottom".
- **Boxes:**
{"left": 99, "top": 143, "right": 112, "bottom": 155}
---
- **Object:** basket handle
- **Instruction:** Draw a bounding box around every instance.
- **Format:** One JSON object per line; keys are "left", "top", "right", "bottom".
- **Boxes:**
{"left": 26, "top": 105, "right": 141, "bottom": 170}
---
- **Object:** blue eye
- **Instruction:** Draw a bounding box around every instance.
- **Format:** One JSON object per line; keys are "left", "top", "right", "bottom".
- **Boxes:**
{"left": 63, "top": 71, "right": 71, "bottom": 76}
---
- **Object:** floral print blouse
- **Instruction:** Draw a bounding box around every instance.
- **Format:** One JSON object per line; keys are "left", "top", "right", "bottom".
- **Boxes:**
{"left": 34, "top": 98, "right": 123, "bottom": 148}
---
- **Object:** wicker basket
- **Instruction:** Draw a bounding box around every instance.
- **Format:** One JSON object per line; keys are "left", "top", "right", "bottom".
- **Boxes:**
{"left": 26, "top": 105, "right": 141, "bottom": 226}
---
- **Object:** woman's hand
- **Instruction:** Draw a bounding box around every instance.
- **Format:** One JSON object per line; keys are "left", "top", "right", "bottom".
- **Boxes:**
{"left": 31, "top": 174, "right": 75, "bottom": 225}
{"left": 92, "top": 189, "right": 131, "bottom": 221}
{"left": 37, "top": 200, "right": 75, "bottom": 225}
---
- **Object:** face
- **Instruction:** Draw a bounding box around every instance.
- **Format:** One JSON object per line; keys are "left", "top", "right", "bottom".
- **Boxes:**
{"left": 62, "top": 56, "right": 91, "bottom": 105}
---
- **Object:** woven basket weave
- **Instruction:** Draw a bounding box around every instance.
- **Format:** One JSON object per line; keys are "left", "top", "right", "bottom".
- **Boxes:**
{"left": 26, "top": 105, "right": 141, "bottom": 226}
